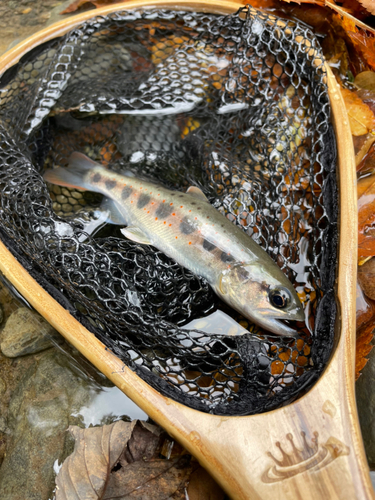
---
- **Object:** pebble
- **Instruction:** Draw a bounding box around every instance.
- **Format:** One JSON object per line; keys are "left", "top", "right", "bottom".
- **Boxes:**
{"left": 0, "top": 307, "right": 63, "bottom": 358}
{"left": 0, "top": 348, "right": 95, "bottom": 500}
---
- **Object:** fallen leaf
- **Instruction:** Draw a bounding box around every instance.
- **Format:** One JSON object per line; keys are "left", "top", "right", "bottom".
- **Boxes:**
{"left": 56, "top": 420, "right": 224, "bottom": 500}
{"left": 356, "top": 281, "right": 375, "bottom": 329}
{"left": 357, "top": 171, "right": 375, "bottom": 257}
{"left": 358, "top": 0, "right": 375, "bottom": 15}
{"left": 187, "top": 467, "right": 225, "bottom": 500}
{"left": 356, "top": 320, "right": 374, "bottom": 379}
{"left": 61, "top": 0, "right": 119, "bottom": 14}
{"left": 355, "top": 70, "right": 375, "bottom": 91}
{"left": 340, "top": 87, "right": 375, "bottom": 135}
{"left": 335, "top": 15, "right": 375, "bottom": 71}
{"left": 56, "top": 420, "right": 136, "bottom": 500}
{"left": 357, "top": 139, "right": 375, "bottom": 173}
{"left": 280, "top": 0, "right": 375, "bottom": 34}
{"left": 354, "top": 133, "right": 375, "bottom": 167}
{"left": 358, "top": 258, "right": 375, "bottom": 300}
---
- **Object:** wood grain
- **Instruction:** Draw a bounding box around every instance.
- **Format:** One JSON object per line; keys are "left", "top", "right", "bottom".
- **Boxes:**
{"left": 0, "top": 2, "right": 372, "bottom": 498}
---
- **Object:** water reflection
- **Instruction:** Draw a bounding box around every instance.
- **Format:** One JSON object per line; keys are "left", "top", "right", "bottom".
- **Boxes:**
{"left": 72, "top": 385, "right": 147, "bottom": 426}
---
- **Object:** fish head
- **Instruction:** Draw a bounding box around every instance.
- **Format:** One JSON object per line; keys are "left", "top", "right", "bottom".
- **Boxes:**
{"left": 215, "top": 263, "right": 305, "bottom": 337}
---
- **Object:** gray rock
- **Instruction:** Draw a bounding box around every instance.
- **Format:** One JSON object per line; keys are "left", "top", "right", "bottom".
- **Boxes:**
{"left": 0, "top": 307, "right": 63, "bottom": 357}
{"left": 356, "top": 345, "right": 375, "bottom": 469}
{"left": 0, "top": 348, "right": 95, "bottom": 500}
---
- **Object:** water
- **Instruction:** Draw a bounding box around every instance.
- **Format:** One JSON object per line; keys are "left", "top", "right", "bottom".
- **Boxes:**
{"left": 71, "top": 385, "right": 147, "bottom": 426}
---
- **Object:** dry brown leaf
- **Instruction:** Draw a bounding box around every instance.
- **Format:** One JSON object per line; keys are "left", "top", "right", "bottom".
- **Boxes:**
{"left": 355, "top": 70, "right": 375, "bottom": 91}
{"left": 357, "top": 170, "right": 375, "bottom": 257}
{"left": 61, "top": 0, "right": 120, "bottom": 14}
{"left": 358, "top": 0, "right": 375, "bottom": 15}
{"left": 356, "top": 281, "right": 375, "bottom": 329}
{"left": 356, "top": 320, "right": 374, "bottom": 379}
{"left": 358, "top": 258, "right": 375, "bottom": 299}
{"left": 56, "top": 420, "right": 224, "bottom": 500}
{"left": 187, "top": 467, "right": 226, "bottom": 500}
{"left": 340, "top": 87, "right": 375, "bottom": 135}
{"left": 328, "top": 1, "right": 375, "bottom": 35}
{"left": 56, "top": 420, "right": 136, "bottom": 500}
{"left": 336, "top": 15, "right": 375, "bottom": 71}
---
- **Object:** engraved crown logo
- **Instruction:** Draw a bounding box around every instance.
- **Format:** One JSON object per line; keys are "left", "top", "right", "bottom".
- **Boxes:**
{"left": 262, "top": 431, "right": 350, "bottom": 483}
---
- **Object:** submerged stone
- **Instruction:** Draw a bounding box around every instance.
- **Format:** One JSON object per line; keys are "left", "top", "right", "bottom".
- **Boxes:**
{"left": 0, "top": 307, "right": 63, "bottom": 357}
{"left": 0, "top": 348, "right": 95, "bottom": 500}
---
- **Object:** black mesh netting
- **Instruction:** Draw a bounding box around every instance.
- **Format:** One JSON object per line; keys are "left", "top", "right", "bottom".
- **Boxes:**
{"left": 0, "top": 5, "right": 338, "bottom": 415}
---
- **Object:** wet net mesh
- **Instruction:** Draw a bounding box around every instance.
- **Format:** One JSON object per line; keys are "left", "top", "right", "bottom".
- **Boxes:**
{"left": 0, "top": 5, "right": 337, "bottom": 415}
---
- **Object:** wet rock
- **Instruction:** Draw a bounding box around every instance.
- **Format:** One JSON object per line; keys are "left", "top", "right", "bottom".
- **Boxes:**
{"left": 0, "top": 304, "right": 3, "bottom": 326}
{"left": 0, "top": 348, "right": 95, "bottom": 500}
{"left": 0, "top": 307, "right": 63, "bottom": 357}
{"left": 356, "top": 344, "right": 375, "bottom": 468}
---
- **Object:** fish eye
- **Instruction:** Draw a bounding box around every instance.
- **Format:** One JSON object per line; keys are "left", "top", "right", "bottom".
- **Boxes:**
{"left": 269, "top": 288, "right": 291, "bottom": 309}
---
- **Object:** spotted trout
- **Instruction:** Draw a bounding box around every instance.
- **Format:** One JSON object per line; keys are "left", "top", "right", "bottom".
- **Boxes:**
{"left": 44, "top": 152, "right": 304, "bottom": 336}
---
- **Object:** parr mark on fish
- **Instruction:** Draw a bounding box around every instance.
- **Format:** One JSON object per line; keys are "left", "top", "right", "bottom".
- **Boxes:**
{"left": 180, "top": 216, "right": 195, "bottom": 235}
{"left": 122, "top": 186, "right": 133, "bottom": 200}
{"left": 105, "top": 179, "right": 117, "bottom": 190}
{"left": 203, "top": 239, "right": 216, "bottom": 252}
{"left": 156, "top": 203, "right": 173, "bottom": 218}
{"left": 137, "top": 193, "right": 151, "bottom": 209}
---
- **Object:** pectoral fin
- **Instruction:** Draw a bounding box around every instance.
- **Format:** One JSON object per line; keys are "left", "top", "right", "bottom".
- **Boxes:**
{"left": 100, "top": 198, "right": 127, "bottom": 225}
{"left": 121, "top": 226, "right": 152, "bottom": 245}
{"left": 186, "top": 186, "right": 209, "bottom": 202}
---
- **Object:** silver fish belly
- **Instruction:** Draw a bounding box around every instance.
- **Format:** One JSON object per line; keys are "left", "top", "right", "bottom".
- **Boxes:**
{"left": 44, "top": 153, "right": 305, "bottom": 336}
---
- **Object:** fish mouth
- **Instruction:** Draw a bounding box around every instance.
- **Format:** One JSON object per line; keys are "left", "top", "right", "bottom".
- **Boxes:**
{"left": 261, "top": 317, "right": 301, "bottom": 337}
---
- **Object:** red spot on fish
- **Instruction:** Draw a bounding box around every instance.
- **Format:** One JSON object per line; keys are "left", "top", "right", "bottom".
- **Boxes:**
{"left": 158, "top": 194, "right": 160, "bottom": 196}
{"left": 207, "top": 216, "right": 209, "bottom": 219}
{"left": 147, "top": 211, "right": 150, "bottom": 214}
{"left": 175, "top": 236, "right": 178, "bottom": 239}
{"left": 163, "top": 200, "right": 165, "bottom": 203}
{"left": 164, "top": 221, "right": 166, "bottom": 224}
{"left": 155, "top": 218, "right": 158, "bottom": 221}
{"left": 170, "top": 203, "right": 173, "bottom": 206}
{"left": 169, "top": 224, "right": 172, "bottom": 226}
{"left": 195, "top": 217, "right": 197, "bottom": 220}
{"left": 180, "top": 206, "right": 183, "bottom": 208}
{"left": 189, "top": 242, "right": 192, "bottom": 245}
{"left": 189, "top": 210, "right": 191, "bottom": 212}
{"left": 131, "top": 201, "right": 134, "bottom": 204}
{"left": 172, "top": 213, "right": 175, "bottom": 216}
{"left": 151, "top": 202, "right": 154, "bottom": 205}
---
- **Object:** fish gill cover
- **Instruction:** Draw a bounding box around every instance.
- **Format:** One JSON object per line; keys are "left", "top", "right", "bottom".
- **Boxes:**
{"left": 0, "top": 5, "right": 337, "bottom": 415}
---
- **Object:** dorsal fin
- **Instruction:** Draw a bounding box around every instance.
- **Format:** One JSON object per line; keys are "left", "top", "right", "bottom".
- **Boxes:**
{"left": 186, "top": 186, "right": 208, "bottom": 202}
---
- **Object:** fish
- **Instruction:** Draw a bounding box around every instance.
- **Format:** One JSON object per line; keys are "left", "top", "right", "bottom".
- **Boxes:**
{"left": 44, "top": 152, "right": 305, "bottom": 336}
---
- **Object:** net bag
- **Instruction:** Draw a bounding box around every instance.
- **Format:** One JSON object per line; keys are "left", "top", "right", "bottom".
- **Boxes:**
{"left": 0, "top": 5, "right": 337, "bottom": 416}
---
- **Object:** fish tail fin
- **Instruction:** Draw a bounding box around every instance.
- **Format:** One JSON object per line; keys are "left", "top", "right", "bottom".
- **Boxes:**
{"left": 43, "top": 153, "right": 102, "bottom": 192}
